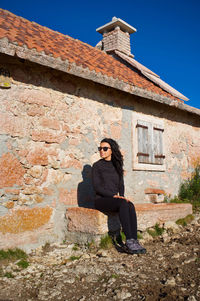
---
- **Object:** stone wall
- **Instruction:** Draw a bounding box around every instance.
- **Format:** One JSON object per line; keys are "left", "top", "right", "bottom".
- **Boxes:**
{"left": 0, "top": 53, "right": 200, "bottom": 251}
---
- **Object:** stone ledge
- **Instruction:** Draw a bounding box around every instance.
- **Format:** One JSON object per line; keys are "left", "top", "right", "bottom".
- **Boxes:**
{"left": 135, "top": 203, "right": 192, "bottom": 230}
{"left": 66, "top": 207, "right": 120, "bottom": 235}
{"left": 144, "top": 188, "right": 165, "bottom": 194}
{"left": 66, "top": 203, "right": 193, "bottom": 234}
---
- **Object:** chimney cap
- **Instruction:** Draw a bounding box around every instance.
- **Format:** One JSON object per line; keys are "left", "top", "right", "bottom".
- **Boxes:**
{"left": 96, "top": 17, "right": 137, "bottom": 34}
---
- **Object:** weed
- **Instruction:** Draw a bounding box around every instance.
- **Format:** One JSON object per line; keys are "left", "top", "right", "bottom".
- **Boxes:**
{"left": 155, "top": 223, "right": 165, "bottom": 235}
{"left": 179, "top": 166, "right": 200, "bottom": 205}
{"left": 69, "top": 255, "right": 81, "bottom": 261}
{"left": 168, "top": 165, "right": 200, "bottom": 212}
{"left": 17, "top": 259, "right": 29, "bottom": 269}
{"left": 137, "top": 232, "right": 143, "bottom": 240}
{"left": 0, "top": 248, "right": 27, "bottom": 261}
{"left": 99, "top": 234, "right": 113, "bottom": 249}
{"left": 111, "top": 273, "right": 119, "bottom": 279}
{"left": 72, "top": 243, "right": 79, "bottom": 251}
{"left": 120, "top": 231, "right": 126, "bottom": 242}
{"left": 87, "top": 240, "right": 96, "bottom": 250}
{"left": 147, "top": 223, "right": 164, "bottom": 237}
{"left": 42, "top": 242, "right": 50, "bottom": 252}
{"left": 4, "top": 272, "right": 14, "bottom": 278}
{"left": 176, "top": 214, "right": 194, "bottom": 226}
{"left": 147, "top": 229, "right": 157, "bottom": 237}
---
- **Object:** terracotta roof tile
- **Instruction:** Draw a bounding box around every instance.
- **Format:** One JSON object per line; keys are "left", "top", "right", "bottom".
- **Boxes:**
{"left": 0, "top": 9, "right": 179, "bottom": 100}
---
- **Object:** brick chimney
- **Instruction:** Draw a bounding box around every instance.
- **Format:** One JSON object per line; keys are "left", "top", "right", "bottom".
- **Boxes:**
{"left": 96, "top": 17, "right": 137, "bottom": 57}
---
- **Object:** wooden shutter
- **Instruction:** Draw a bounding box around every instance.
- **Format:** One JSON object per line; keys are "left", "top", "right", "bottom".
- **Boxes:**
{"left": 136, "top": 120, "right": 150, "bottom": 164}
{"left": 153, "top": 124, "right": 165, "bottom": 165}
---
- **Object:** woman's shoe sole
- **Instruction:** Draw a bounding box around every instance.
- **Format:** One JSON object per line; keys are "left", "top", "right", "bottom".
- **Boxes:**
{"left": 124, "top": 246, "right": 146, "bottom": 254}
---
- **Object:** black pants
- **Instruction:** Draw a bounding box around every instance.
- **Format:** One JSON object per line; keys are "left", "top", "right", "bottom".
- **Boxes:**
{"left": 94, "top": 197, "right": 137, "bottom": 240}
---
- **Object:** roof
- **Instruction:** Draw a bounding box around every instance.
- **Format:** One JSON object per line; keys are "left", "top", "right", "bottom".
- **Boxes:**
{"left": 114, "top": 50, "right": 189, "bottom": 101}
{"left": 0, "top": 9, "right": 199, "bottom": 117}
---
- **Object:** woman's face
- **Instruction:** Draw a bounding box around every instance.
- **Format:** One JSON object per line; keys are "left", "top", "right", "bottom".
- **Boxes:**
{"left": 99, "top": 142, "right": 112, "bottom": 161}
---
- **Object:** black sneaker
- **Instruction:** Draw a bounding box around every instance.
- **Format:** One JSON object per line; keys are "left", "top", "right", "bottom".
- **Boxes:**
{"left": 125, "top": 239, "right": 146, "bottom": 254}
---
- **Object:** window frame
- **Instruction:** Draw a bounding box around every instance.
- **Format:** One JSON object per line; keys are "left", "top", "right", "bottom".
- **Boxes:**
{"left": 132, "top": 112, "right": 166, "bottom": 171}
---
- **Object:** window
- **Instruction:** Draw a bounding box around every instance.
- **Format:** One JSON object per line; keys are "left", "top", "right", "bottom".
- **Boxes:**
{"left": 132, "top": 113, "right": 166, "bottom": 171}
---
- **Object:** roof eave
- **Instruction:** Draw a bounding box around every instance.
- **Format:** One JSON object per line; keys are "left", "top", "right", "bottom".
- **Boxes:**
{"left": 1, "top": 38, "right": 200, "bottom": 117}
{"left": 114, "top": 50, "right": 189, "bottom": 102}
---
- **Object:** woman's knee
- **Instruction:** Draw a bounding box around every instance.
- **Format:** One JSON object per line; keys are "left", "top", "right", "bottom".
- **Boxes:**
{"left": 119, "top": 198, "right": 130, "bottom": 209}
{"left": 128, "top": 201, "right": 136, "bottom": 212}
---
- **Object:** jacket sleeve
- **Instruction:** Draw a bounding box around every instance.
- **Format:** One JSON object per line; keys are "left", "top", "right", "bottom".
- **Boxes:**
{"left": 119, "top": 175, "right": 125, "bottom": 197}
{"left": 92, "top": 163, "right": 114, "bottom": 197}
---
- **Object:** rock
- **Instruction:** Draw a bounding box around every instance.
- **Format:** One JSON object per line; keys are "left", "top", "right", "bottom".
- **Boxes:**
{"left": 97, "top": 250, "right": 109, "bottom": 257}
{"left": 84, "top": 274, "right": 99, "bottom": 282}
{"left": 187, "top": 297, "right": 197, "bottom": 301}
{"left": 62, "top": 268, "right": 69, "bottom": 274}
{"left": 162, "top": 232, "right": 171, "bottom": 243}
{"left": 164, "top": 221, "right": 180, "bottom": 233}
{"left": 140, "top": 232, "right": 153, "bottom": 243}
{"left": 81, "top": 253, "right": 91, "bottom": 259}
{"left": 78, "top": 297, "right": 86, "bottom": 301}
{"left": 108, "top": 277, "right": 116, "bottom": 284}
{"left": 184, "top": 257, "right": 196, "bottom": 264}
{"left": 165, "top": 277, "right": 176, "bottom": 286}
{"left": 172, "top": 253, "right": 183, "bottom": 259}
{"left": 64, "top": 278, "right": 75, "bottom": 284}
{"left": 113, "top": 288, "right": 132, "bottom": 300}
{"left": 180, "top": 287, "right": 187, "bottom": 292}
{"left": 176, "top": 276, "right": 182, "bottom": 282}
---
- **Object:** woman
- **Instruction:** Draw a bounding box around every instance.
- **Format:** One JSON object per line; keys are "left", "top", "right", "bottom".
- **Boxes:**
{"left": 92, "top": 138, "right": 146, "bottom": 254}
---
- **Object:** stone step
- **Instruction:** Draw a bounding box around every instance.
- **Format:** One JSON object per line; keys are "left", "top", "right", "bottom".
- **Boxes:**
{"left": 66, "top": 203, "right": 193, "bottom": 235}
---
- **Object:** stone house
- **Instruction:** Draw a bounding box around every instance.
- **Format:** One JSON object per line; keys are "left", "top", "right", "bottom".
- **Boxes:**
{"left": 0, "top": 10, "right": 199, "bottom": 251}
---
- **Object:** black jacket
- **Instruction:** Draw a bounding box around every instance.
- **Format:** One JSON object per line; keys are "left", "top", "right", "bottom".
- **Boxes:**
{"left": 92, "top": 159, "right": 124, "bottom": 199}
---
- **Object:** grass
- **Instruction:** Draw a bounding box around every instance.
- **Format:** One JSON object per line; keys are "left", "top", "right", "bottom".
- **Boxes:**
{"left": 147, "top": 223, "right": 164, "bottom": 237}
{"left": 87, "top": 240, "right": 96, "bottom": 251}
{"left": 137, "top": 232, "right": 143, "bottom": 240}
{"left": 99, "top": 234, "right": 113, "bottom": 249}
{"left": 0, "top": 248, "right": 29, "bottom": 276}
{"left": 3, "top": 272, "right": 14, "bottom": 278}
{"left": 111, "top": 273, "right": 119, "bottom": 279}
{"left": 166, "top": 165, "right": 200, "bottom": 213}
{"left": 69, "top": 255, "right": 81, "bottom": 261}
{"left": 120, "top": 231, "right": 126, "bottom": 242}
{"left": 72, "top": 244, "right": 79, "bottom": 251}
{"left": 16, "top": 259, "right": 29, "bottom": 269}
{"left": 176, "top": 214, "right": 194, "bottom": 226}
{"left": 0, "top": 248, "right": 27, "bottom": 261}
{"left": 101, "top": 230, "right": 143, "bottom": 248}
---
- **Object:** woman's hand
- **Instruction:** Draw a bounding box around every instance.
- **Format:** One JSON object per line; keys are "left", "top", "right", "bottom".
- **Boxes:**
{"left": 113, "top": 195, "right": 129, "bottom": 202}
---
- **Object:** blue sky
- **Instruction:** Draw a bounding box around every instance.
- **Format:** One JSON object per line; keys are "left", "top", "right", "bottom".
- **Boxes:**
{"left": 1, "top": 0, "right": 200, "bottom": 109}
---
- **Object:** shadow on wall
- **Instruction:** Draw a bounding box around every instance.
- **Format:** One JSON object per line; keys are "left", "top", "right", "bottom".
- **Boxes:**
{"left": 77, "top": 164, "right": 95, "bottom": 208}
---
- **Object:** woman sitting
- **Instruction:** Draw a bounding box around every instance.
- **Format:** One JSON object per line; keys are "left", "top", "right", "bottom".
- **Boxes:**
{"left": 92, "top": 138, "right": 146, "bottom": 254}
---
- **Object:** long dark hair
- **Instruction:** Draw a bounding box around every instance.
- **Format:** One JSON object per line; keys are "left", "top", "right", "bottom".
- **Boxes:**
{"left": 101, "top": 138, "right": 124, "bottom": 177}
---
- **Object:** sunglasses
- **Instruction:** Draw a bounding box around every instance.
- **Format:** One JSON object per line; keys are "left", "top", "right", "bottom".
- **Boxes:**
{"left": 98, "top": 147, "right": 111, "bottom": 152}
